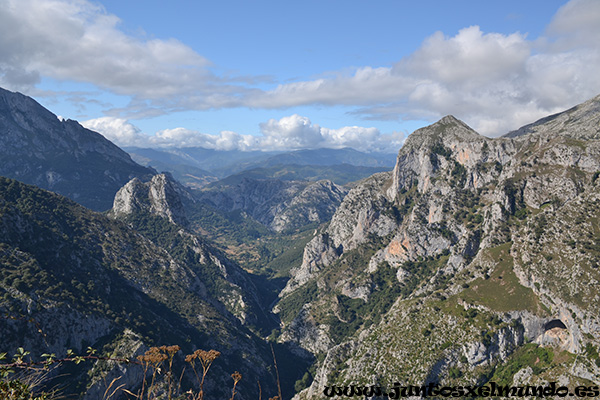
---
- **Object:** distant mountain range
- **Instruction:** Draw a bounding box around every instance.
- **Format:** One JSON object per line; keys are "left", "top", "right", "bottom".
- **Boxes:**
{"left": 126, "top": 146, "right": 396, "bottom": 188}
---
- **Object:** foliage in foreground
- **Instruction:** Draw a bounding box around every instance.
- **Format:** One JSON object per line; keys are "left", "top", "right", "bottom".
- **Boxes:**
{"left": 0, "top": 346, "right": 283, "bottom": 400}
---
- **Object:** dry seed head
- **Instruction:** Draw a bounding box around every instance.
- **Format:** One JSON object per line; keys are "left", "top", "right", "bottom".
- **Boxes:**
{"left": 196, "top": 349, "right": 220, "bottom": 366}
{"left": 184, "top": 349, "right": 220, "bottom": 368}
{"left": 137, "top": 347, "right": 168, "bottom": 364}
{"left": 166, "top": 345, "right": 180, "bottom": 355}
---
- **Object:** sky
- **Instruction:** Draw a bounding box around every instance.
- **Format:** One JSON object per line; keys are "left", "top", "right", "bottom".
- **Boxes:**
{"left": 1, "top": 0, "right": 599, "bottom": 153}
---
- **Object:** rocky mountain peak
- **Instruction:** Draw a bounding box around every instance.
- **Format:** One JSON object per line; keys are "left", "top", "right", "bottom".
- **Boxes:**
{"left": 277, "top": 95, "right": 600, "bottom": 400}
{"left": 388, "top": 115, "right": 508, "bottom": 199}
{"left": 111, "top": 173, "right": 188, "bottom": 226}
{"left": 0, "top": 87, "right": 55, "bottom": 123}
{"left": 438, "top": 114, "right": 464, "bottom": 125}
{"left": 402, "top": 115, "right": 482, "bottom": 150}
{"left": 0, "top": 87, "right": 154, "bottom": 211}
{"left": 0, "top": 87, "right": 134, "bottom": 163}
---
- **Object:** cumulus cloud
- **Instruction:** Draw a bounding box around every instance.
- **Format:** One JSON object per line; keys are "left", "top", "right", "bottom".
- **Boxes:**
{"left": 2, "top": 0, "right": 599, "bottom": 138}
{"left": 399, "top": 27, "right": 530, "bottom": 85}
{"left": 83, "top": 115, "right": 404, "bottom": 153}
{"left": 0, "top": 0, "right": 248, "bottom": 106}
{"left": 258, "top": 115, "right": 403, "bottom": 152}
{"left": 243, "top": 0, "right": 600, "bottom": 136}
{"left": 82, "top": 116, "right": 147, "bottom": 146}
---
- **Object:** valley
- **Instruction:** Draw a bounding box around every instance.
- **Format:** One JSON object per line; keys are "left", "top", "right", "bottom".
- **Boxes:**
{"left": 2, "top": 87, "right": 600, "bottom": 399}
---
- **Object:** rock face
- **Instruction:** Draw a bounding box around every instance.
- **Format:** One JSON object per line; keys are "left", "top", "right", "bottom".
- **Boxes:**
{"left": 199, "top": 177, "right": 347, "bottom": 232}
{"left": 281, "top": 172, "right": 395, "bottom": 295}
{"left": 109, "top": 173, "right": 269, "bottom": 327}
{"left": 0, "top": 176, "right": 282, "bottom": 400}
{"left": 111, "top": 174, "right": 189, "bottom": 226}
{"left": 0, "top": 87, "right": 154, "bottom": 211}
{"left": 275, "top": 95, "right": 600, "bottom": 399}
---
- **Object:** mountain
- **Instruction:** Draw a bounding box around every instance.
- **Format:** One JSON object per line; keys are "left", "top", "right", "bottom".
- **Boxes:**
{"left": 125, "top": 146, "right": 279, "bottom": 181}
{"left": 198, "top": 178, "right": 347, "bottom": 233}
{"left": 5, "top": 87, "right": 600, "bottom": 399}
{"left": 207, "top": 163, "right": 390, "bottom": 186}
{"left": 505, "top": 94, "right": 600, "bottom": 139}
{"left": 126, "top": 146, "right": 396, "bottom": 187}
{"left": 252, "top": 148, "right": 397, "bottom": 168}
{"left": 274, "top": 100, "right": 600, "bottom": 398}
{"left": 0, "top": 87, "right": 154, "bottom": 211}
{"left": 126, "top": 147, "right": 218, "bottom": 189}
{"left": 110, "top": 173, "right": 190, "bottom": 227}
{"left": 0, "top": 175, "right": 305, "bottom": 399}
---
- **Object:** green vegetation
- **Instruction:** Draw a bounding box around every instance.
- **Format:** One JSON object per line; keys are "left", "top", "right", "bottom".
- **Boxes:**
{"left": 318, "top": 253, "right": 448, "bottom": 343}
{"left": 450, "top": 161, "right": 467, "bottom": 186}
{"left": 585, "top": 343, "right": 600, "bottom": 367}
{"left": 276, "top": 281, "right": 319, "bottom": 324}
{"left": 187, "top": 202, "right": 272, "bottom": 246}
{"left": 211, "top": 164, "right": 390, "bottom": 186}
{"left": 0, "top": 177, "right": 297, "bottom": 399}
{"left": 459, "top": 244, "right": 543, "bottom": 314}
{"left": 186, "top": 200, "right": 318, "bottom": 280}
{"left": 431, "top": 142, "right": 452, "bottom": 158}
{"left": 488, "top": 344, "right": 554, "bottom": 386}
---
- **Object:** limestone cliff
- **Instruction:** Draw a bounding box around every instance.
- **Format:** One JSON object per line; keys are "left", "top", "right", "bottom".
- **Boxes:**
{"left": 111, "top": 174, "right": 189, "bottom": 227}
{"left": 277, "top": 95, "right": 600, "bottom": 398}
{"left": 199, "top": 177, "right": 347, "bottom": 232}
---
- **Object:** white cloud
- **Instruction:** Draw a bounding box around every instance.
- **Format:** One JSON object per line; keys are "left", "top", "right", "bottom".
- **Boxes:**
{"left": 258, "top": 114, "right": 403, "bottom": 152}
{"left": 83, "top": 115, "right": 404, "bottom": 153}
{"left": 82, "top": 116, "right": 147, "bottom": 146}
{"left": 241, "top": 26, "right": 541, "bottom": 135}
{"left": 546, "top": 0, "right": 600, "bottom": 49}
{"left": 242, "top": 0, "right": 600, "bottom": 136}
{"left": 0, "top": 0, "right": 243, "bottom": 103}
{"left": 152, "top": 128, "right": 259, "bottom": 151}
{"left": 398, "top": 27, "right": 530, "bottom": 86}
{"left": 2, "top": 0, "right": 599, "bottom": 138}
{"left": 259, "top": 115, "right": 323, "bottom": 149}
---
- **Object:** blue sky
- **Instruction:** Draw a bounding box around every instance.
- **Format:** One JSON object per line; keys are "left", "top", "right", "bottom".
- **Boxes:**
{"left": 1, "top": 0, "right": 599, "bottom": 152}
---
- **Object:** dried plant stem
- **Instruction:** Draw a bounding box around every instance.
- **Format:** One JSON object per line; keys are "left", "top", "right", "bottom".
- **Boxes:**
{"left": 257, "top": 380, "right": 262, "bottom": 400}
{"left": 270, "top": 344, "right": 282, "bottom": 400}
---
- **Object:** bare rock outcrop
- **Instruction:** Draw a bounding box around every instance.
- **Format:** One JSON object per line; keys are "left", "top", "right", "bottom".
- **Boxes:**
{"left": 111, "top": 174, "right": 189, "bottom": 226}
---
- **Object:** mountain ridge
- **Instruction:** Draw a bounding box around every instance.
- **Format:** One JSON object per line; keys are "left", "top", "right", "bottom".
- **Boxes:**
{"left": 0, "top": 174, "right": 301, "bottom": 399}
{"left": 0, "top": 87, "right": 155, "bottom": 211}
{"left": 126, "top": 146, "right": 397, "bottom": 188}
{"left": 274, "top": 95, "right": 600, "bottom": 399}
{"left": 504, "top": 94, "right": 600, "bottom": 139}
{"left": 3, "top": 87, "right": 600, "bottom": 399}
